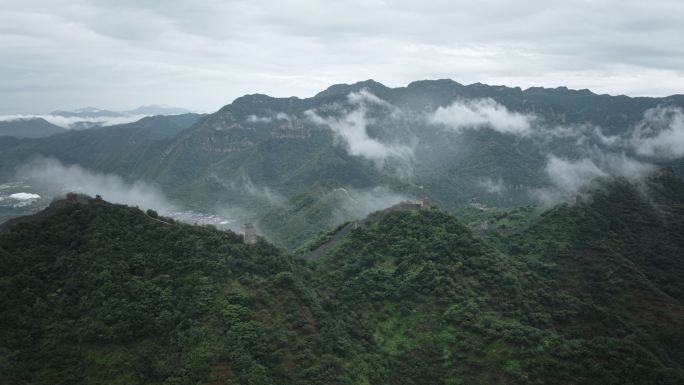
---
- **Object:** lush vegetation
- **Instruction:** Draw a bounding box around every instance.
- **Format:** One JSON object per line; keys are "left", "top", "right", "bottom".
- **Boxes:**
{"left": 2, "top": 172, "right": 683, "bottom": 384}
{"left": 0, "top": 200, "right": 325, "bottom": 385}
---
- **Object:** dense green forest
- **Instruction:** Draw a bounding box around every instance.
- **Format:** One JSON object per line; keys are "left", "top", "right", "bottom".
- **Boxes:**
{"left": 1, "top": 172, "right": 683, "bottom": 384}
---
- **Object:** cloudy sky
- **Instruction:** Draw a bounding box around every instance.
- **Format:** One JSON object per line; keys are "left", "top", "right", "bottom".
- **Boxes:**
{"left": 1, "top": 0, "right": 682, "bottom": 114}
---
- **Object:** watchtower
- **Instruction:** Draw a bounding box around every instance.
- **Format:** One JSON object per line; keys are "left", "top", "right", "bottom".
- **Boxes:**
{"left": 242, "top": 223, "right": 257, "bottom": 244}
{"left": 418, "top": 197, "right": 431, "bottom": 208}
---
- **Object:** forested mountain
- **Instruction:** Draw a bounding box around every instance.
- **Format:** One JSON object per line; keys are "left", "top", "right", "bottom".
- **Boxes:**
{"left": 1, "top": 173, "right": 683, "bottom": 385}
{"left": 0, "top": 118, "right": 66, "bottom": 138}
{"left": 1, "top": 80, "right": 683, "bottom": 248}
{"left": 0, "top": 113, "right": 204, "bottom": 180}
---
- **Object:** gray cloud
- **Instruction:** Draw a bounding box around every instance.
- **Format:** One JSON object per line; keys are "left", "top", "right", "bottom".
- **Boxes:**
{"left": 1, "top": 1, "right": 682, "bottom": 114}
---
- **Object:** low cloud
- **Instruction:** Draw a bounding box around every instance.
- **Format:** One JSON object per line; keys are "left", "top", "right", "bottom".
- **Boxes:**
{"left": 546, "top": 156, "right": 607, "bottom": 192}
{"left": 305, "top": 89, "right": 415, "bottom": 167}
{"left": 234, "top": 175, "right": 286, "bottom": 207}
{"left": 17, "top": 157, "right": 176, "bottom": 213}
{"left": 532, "top": 153, "right": 655, "bottom": 204}
{"left": 208, "top": 173, "right": 286, "bottom": 207}
{"left": 477, "top": 177, "right": 507, "bottom": 194}
{"left": 245, "top": 113, "right": 291, "bottom": 124}
{"left": 592, "top": 126, "right": 622, "bottom": 146}
{"left": 630, "top": 106, "right": 684, "bottom": 159}
{"left": 347, "top": 89, "right": 395, "bottom": 110}
{"left": 0, "top": 114, "right": 148, "bottom": 129}
{"left": 429, "top": 98, "right": 535, "bottom": 136}
{"left": 328, "top": 186, "right": 409, "bottom": 223}
{"left": 246, "top": 115, "right": 272, "bottom": 123}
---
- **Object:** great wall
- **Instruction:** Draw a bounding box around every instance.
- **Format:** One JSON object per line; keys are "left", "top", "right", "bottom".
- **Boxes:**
{"left": 301, "top": 198, "right": 430, "bottom": 260}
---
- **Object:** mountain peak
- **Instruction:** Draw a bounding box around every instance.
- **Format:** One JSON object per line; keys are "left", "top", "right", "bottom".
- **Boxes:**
{"left": 406, "top": 78, "right": 462, "bottom": 89}
{"left": 314, "top": 79, "right": 389, "bottom": 98}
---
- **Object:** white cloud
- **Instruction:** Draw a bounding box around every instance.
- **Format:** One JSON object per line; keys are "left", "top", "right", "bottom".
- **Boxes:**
{"left": 347, "top": 89, "right": 394, "bottom": 109}
{"left": 429, "top": 98, "right": 535, "bottom": 135}
{"left": 0, "top": 113, "right": 148, "bottom": 129}
{"left": 477, "top": 177, "right": 507, "bottom": 194}
{"left": 5, "top": 192, "right": 41, "bottom": 208}
{"left": 232, "top": 175, "right": 286, "bottom": 206}
{"left": 533, "top": 152, "right": 655, "bottom": 204}
{"left": 547, "top": 156, "right": 606, "bottom": 192}
{"left": 306, "top": 90, "right": 414, "bottom": 163}
{"left": 630, "top": 106, "right": 684, "bottom": 158}
{"left": 328, "top": 186, "right": 409, "bottom": 223}
{"left": 246, "top": 112, "right": 291, "bottom": 123}
{"left": 17, "top": 158, "right": 175, "bottom": 213}
{"left": 593, "top": 126, "right": 622, "bottom": 146}
{"left": 246, "top": 115, "right": 272, "bottom": 123}
{"left": 8, "top": 192, "right": 41, "bottom": 200}
{"left": 601, "top": 152, "right": 656, "bottom": 179}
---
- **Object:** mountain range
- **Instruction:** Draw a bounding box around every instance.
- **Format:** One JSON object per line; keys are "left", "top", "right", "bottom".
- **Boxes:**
{"left": 1, "top": 79, "right": 683, "bottom": 248}
{"left": 0, "top": 118, "right": 67, "bottom": 138}
{"left": 0, "top": 105, "right": 196, "bottom": 136}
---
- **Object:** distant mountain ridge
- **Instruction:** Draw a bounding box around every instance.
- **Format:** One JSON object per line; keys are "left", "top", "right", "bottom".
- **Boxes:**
{"left": 0, "top": 118, "right": 66, "bottom": 138}
{"left": 51, "top": 105, "right": 192, "bottom": 119}
{"left": 1, "top": 79, "right": 683, "bottom": 247}
{"left": 0, "top": 105, "right": 196, "bottom": 134}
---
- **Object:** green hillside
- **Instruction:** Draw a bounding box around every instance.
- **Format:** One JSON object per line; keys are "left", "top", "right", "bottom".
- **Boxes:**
{"left": 2, "top": 173, "right": 683, "bottom": 384}
{"left": 0, "top": 198, "right": 326, "bottom": 385}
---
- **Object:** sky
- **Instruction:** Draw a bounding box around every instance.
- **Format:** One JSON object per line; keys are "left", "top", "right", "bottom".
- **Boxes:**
{"left": 1, "top": 0, "right": 683, "bottom": 114}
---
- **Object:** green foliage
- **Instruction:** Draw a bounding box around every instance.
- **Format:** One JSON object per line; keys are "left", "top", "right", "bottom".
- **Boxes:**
{"left": 2, "top": 173, "right": 684, "bottom": 384}
{"left": 0, "top": 201, "right": 324, "bottom": 385}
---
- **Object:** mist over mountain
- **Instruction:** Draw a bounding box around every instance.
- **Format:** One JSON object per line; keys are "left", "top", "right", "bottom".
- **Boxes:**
{"left": 51, "top": 105, "right": 192, "bottom": 119}
{"left": 2, "top": 79, "right": 682, "bottom": 247}
{"left": 0, "top": 105, "right": 195, "bottom": 133}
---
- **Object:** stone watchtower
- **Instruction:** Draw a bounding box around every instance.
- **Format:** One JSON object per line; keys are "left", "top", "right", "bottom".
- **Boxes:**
{"left": 242, "top": 223, "right": 258, "bottom": 244}
{"left": 418, "top": 197, "right": 431, "bottom": 208}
